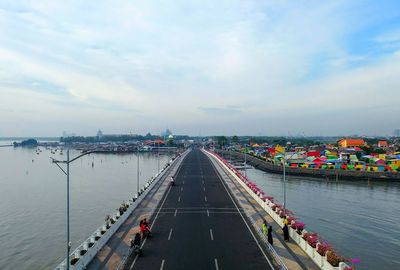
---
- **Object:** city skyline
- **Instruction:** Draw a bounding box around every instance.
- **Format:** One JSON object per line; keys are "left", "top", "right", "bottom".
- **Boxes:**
{"left": 1, "top": 1, "right": 400, "bottom": 136}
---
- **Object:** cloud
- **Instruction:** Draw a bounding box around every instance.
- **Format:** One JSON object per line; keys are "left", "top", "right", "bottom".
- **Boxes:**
{"left": 0, "top": 0, "right": 400, "bottom": 136}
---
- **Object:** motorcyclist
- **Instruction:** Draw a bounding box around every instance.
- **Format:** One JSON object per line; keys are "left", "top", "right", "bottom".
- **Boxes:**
{"left": 131, "top": 233, "right": 141, "bottom": 248}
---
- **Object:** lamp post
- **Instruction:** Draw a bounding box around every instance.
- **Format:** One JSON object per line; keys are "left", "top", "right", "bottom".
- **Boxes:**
{"left": 51, "top": 149, "right": 100, "bottom": 270}
{"left": 157, "top": 141, "right": 160, "bottom": 173}
{"left": 283, "top": 142, "right": 293, "bottom": 216}
{"left": 137, "top": 146, "right": 140, "bottom": 195}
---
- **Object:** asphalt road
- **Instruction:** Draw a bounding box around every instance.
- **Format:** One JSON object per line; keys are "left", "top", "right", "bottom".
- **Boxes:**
{"left": 128, "top": 149, "right": 273, "bottom": 270}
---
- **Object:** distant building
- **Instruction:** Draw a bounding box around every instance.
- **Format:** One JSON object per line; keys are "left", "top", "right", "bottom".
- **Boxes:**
{"left": 394, "top": 129, "right": 400, "bottom": 137}
{"left": 338, "top": 138, "right": 366, "bottom": 148}
{"left": 97, "top": 129, "right": 103, "bottom": 138}
{"left": 378, "top": 140, "right": 388, "bottom": 148}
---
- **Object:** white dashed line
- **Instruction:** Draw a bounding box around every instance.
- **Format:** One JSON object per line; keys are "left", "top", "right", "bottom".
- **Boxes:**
{"left": 168, "top": 229, "right": 173, "bottom": 240}
{"left": 160, "top": 259, "right": 165, "bottom": 270}
{"left": 214, "top": 258, "right": 219, "bottom": 270}
{"left": 204, "top": 196, "right": 207, "bottom": 202}
{"left": 178, "top": 196, "right": 181, "bottom": 202}
{"left": 210, "top": 229, "right": 214, "bottom": 240}
{"left": 207, "top": 209, "right": 210, "bottom": 217}
{"left": 174, "top": 209, "right": 178, "bottom": 217}
{"left": 181, "top": 187, "right": 183, "bottom": 192}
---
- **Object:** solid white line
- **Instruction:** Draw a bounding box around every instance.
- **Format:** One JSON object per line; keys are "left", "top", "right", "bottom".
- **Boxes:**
{"left": 214, "top": 258, "right": 219, "bottom": 270}
{"left": 204, "top": 196, "right": 207, "bottom": 202}
{"left": 207, "top": 209, "right": 210, "bottom": 217}
{"left": 168, "top": 229, "right": 173, "bottom": 240}
{"left": 160, "top": 259, "right": 165, "bottom": 270}
{"left": 209, "top": 156, "right": 275, "bottom": 270}
{"left": 210, "top": 229, "right": 214, "bottom": 240}
{"left": 178, "top": 196, "right": 181, "bottom": 202}
{"left": 174, "top": 209, "right": 178, "bottom": 217}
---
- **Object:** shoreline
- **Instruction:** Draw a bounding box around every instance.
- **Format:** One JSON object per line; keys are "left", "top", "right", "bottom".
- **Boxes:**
{"left": 219, "top": 150, "right": 400, "bottom": 182}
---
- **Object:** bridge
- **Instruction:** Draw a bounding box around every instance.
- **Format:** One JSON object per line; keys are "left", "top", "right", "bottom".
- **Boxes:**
{"left": 56, "top": 148, "right": 348, "bottom": 270}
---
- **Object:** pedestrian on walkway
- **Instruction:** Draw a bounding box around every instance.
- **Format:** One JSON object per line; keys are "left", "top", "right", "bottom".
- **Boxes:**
{"left": 283, "top": 224, "right": 289, "bottom": 242}
{"left": 267, "top": 226, "right": 273, "bottom": 245}
{"left": 262, "top": 220, "right": 268, "bottom": 236}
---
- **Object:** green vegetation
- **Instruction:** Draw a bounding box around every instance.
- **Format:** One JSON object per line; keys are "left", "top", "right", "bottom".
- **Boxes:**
{"left": 13, "top": 139, "right": 38, "bottom": 147}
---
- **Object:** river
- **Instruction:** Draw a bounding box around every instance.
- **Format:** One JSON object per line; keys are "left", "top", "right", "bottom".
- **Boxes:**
{"left": 0, "top": 142, "right": 174, "bottom": 270}
{"left": 243, "top": 165, "right": 400, "bottom": 269}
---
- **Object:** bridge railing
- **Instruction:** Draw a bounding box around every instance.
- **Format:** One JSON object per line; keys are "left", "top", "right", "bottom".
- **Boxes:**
{"left": 54, "top": 153, "right": 183, "bottom": 270}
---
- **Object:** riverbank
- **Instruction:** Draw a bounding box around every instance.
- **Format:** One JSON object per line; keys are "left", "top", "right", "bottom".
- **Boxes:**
{"left": 218, "top": 150, "right": 400, "bottom": 181}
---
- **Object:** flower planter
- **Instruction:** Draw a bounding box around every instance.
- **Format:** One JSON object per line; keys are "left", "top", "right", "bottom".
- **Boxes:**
{"left": 298, "top": 236, "right": 308, "bottom": 250}
{"left": 313, "top": 251, "right": 325, "bottom": 268}
{"left": 305, "top": 242, "right": 315, "bottom": 259}
{"left": 322, "top": 260, "right": 339, "bottom": 270}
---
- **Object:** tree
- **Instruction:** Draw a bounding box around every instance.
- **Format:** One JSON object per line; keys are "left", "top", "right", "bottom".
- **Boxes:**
{"left": 216, "top": 136, "right": 228, "bottom": 148}
{"left": 232, "top": 135, "right": 239, "bottom": 144}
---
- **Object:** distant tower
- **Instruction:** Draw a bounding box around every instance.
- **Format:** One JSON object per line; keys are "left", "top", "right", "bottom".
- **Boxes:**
{"left": 97, "top": 129, "right": 103, "bottom": 138}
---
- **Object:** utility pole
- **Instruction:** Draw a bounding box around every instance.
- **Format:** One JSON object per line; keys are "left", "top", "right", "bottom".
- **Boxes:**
{"left": 51, "top": 149, "right": 99, "bottom": 270}
{"left": 137, "top": 146, "right": 140, "bottom": 195}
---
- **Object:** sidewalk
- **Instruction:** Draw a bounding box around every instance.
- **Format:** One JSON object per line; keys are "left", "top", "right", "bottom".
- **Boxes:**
{"left": 209, "top": 154, "right": 319, "bottom": 270}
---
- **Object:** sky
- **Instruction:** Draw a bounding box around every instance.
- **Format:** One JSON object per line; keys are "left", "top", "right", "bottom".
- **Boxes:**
{"left": 0, "top": 0, "right": 400, "bottom": 137}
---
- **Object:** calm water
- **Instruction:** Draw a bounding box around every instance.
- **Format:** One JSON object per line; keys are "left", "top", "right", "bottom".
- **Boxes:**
{"left": 244, "top": 167, "right": 400, "bottom": 270}
{"left": 0, "top": 143, "right": 174, "bottom": 270}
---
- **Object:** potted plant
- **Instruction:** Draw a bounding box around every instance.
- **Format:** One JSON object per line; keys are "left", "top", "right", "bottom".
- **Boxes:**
{"left": 71, "top": 257, "right": 79, "bottom": 265}
{"left": 326, "top": 250, "right": 346, "bottom": 268}
{"left": 292, "top": 222, "right": 305, "bottom": 235}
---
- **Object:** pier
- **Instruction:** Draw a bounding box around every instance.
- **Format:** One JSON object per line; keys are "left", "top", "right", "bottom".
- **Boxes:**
{"left": 55, "top": 148, "right": 349, "bottom": 270}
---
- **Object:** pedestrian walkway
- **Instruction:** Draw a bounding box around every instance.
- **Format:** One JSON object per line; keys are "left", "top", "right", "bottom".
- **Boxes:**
{"left": 207, "top": 151, "right": 319, "bottom": 270}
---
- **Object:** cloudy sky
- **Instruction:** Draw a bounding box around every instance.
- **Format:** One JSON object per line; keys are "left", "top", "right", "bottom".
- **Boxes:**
{"left": 1, "top": 0, "right": 399, "bottom": 137}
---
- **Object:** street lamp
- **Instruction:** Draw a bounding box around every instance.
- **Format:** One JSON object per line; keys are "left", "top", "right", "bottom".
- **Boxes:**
{"left": 51, "top": 149, "right": 100, "bottom": 270}
{"left": 283, "top": 142, "right": 293, "bottom": 216}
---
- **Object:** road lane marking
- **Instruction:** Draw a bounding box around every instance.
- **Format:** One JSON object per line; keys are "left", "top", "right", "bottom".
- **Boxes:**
{"left": 207, "top": 209, "right": 210, "bottom": 217}
{"left": 210, "top": 229, "right": 214, "bottom": 240}
{"left": 129, "top": 152, "right": 189, "bottom": 270}
{"left": 183, "top": 180, "right": 185, "bottom": 184}
{"left": 204, "top": 196, "right": 207, "bottom": 202}
{"left": 203, "top": 187, "right": 205, "bottom": 192}
{"left": 160, "top": 259, "right": 165, "bottom": 270}
{"left": 174, "top": 209, "right": 178, "bottom": 216}
{"left": 181, "top": 187, "right": 183, "bottom": 191}
{"left": 178, "top": 196, "right": 181, "bottom": 202}
{"left": 168, "top": 229, "right": 173, "bottom": 240}
{"left": 209, "top": 157, "right": 275, "bottom": 270}
{"left": 214, "top": 258, "right": 219, "bottom": 270}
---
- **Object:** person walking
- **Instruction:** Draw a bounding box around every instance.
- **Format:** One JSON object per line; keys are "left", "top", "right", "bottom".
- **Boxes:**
{"left": 283, "top": 224, "right": 289, "bottom": 242}
{"left": 267, "top": 226, "right": 273, "bottom": 245}
{"left": 262, "top": 220, "right": 268, "bottom": 236}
